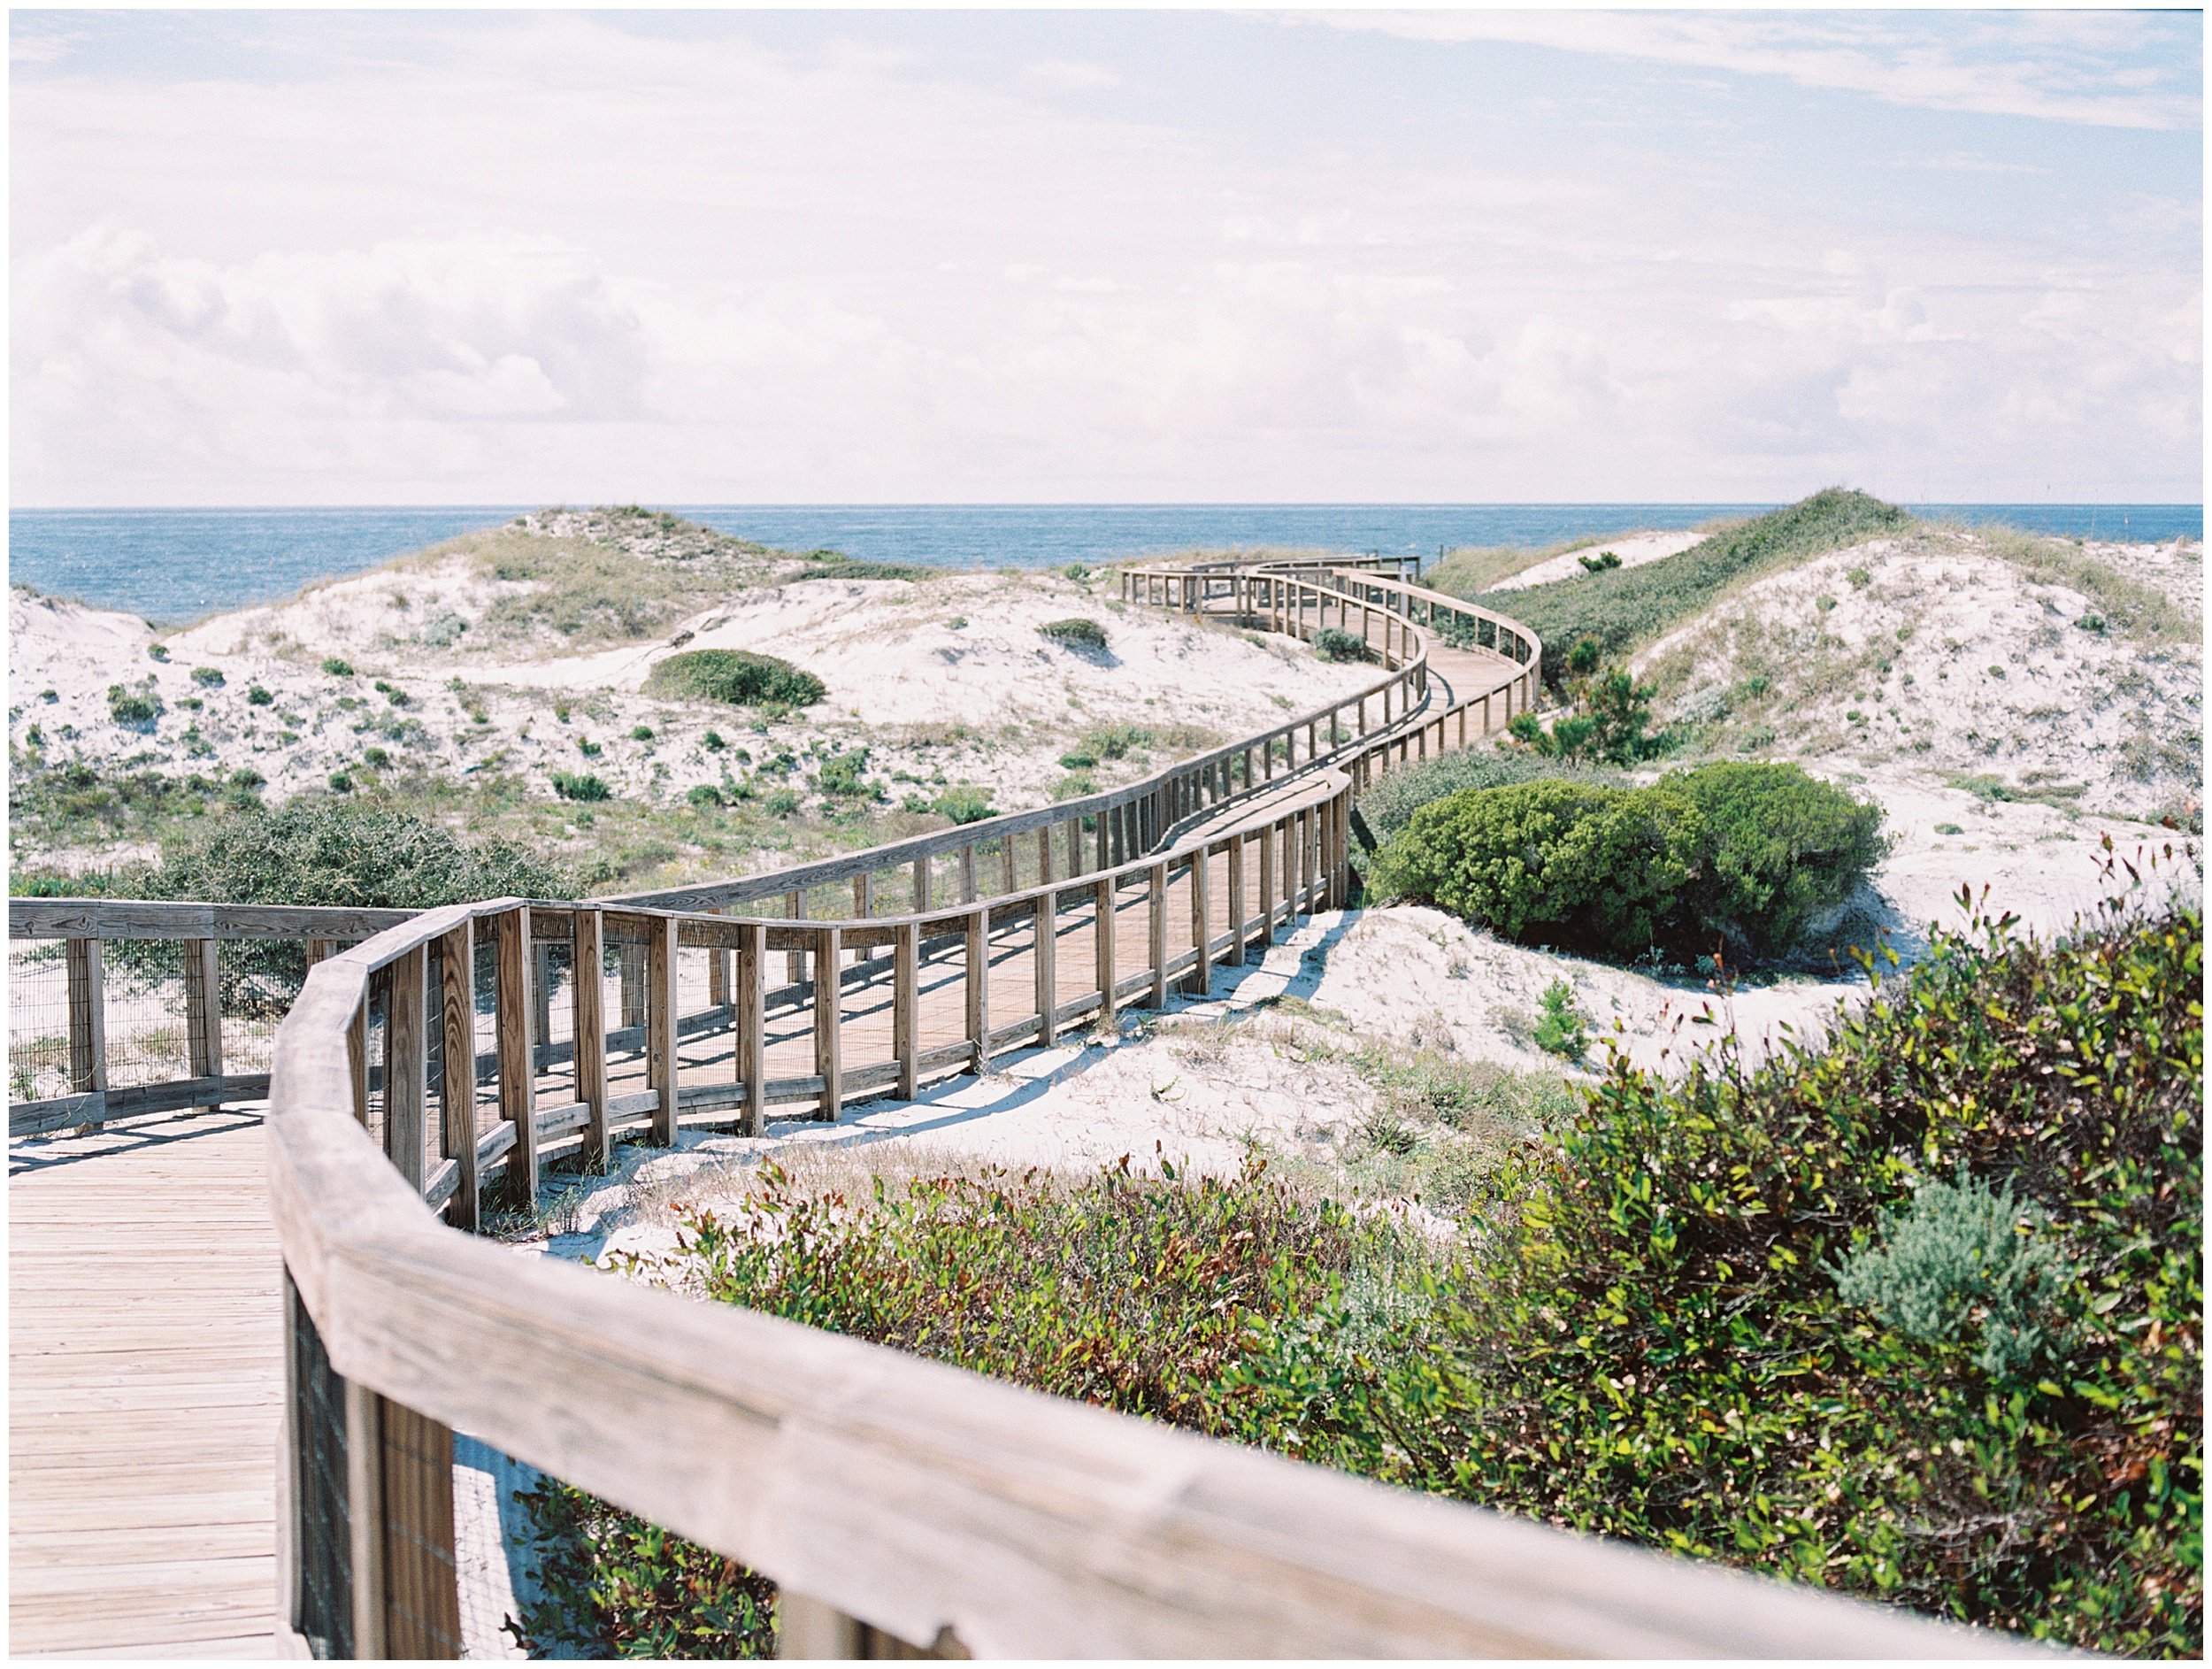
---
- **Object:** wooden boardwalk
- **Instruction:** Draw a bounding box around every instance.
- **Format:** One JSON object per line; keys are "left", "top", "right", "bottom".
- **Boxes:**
{"left": 6, "top": 581, "right": 1525, "bottom": 1657}
{"left": 10, "top": 1111, "right": 285, "bottom": 1657}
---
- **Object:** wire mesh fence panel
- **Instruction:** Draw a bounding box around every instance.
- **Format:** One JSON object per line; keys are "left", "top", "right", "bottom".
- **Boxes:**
{"left": 290, "top": 1280, "right": 354, "bottom": 1660}
{"left": 604, "top": 928, "right": 649, "bottom": 1104}
{"left": 535, "top": 942, "right": 576, "bottom": 1113}
{"left": 219, "top": 937, "right": 310, "bottom": 1079}
{"left": 100, "top": 938, "right": 190, "bottom": 1090}
{"left": 673, "top": 945, "right": 726, "bottom": 1090}
{"left": 471, "top": 938, "right": 501, "bottom": 1140}
{"left": 8, "top": 940, "right": 73, "bottom": 1103}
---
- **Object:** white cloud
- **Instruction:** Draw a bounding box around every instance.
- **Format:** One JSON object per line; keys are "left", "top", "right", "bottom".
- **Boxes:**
{"left": 7, "top": 13, "right": 2201, "bottom": 503}
{"left": 1300, "top": 10, "right": 2202, "bottom": 130}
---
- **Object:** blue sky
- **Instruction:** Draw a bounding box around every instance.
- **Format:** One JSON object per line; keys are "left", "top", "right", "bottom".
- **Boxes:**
{"left": 10, "top": 9, "right": 2201, "bottom": 504}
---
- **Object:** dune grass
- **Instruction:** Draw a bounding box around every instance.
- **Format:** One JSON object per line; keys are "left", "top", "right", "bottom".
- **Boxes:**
{"left": 1959, "top": 523, "right": 2200, "bottom": 647}
{"left": 1448, "top": 489, "right": 1915, "bottom": 684}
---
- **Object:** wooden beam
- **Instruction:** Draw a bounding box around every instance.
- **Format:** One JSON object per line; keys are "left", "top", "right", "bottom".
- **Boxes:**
{"left": 572, "top": 910, "right": 608, "bottom": 1173}
{"left": 438, "top": 921, "right": 479, "bottom": 1232}
{"left": 895, "top": 921, "right": 920, "bottom": 1100}
{"left": 385, "top": 942, "right": 428, "bottom": 1192}
{"left": 1033, "top": 894, "right": 1058, "bottom": 1048}
{"left": 814, "top": 927, "right": 842, "bottom": 1119}
{"left": 494, "top": 905, "right": 536, "bottom": 1199}
{"left": 1188, "top": 846, "right": 1211, "bottom": 998}
{"left": 1226, "top": 835, "right": 1247, "bottom": 966}
{"left": 1148, "top": 863, "right": 1168, "bottom": 1009}
{"left": 64, "top": 937, "right": 106, "bottom": 1098}
{"left": 738, "top": 922, "right": 765, "bottom": 1137}
{"left": 649, "top": 913, "right": 679, "bottom": 1146}
{"left": 182, "top": 936, "right": 223, "bottom": 1108}
{"left": 1094, "top": 877, "right": 1116, "bottom": 1026}
{"left": 964, "top": 910, "right": 989, "bottom": 1074}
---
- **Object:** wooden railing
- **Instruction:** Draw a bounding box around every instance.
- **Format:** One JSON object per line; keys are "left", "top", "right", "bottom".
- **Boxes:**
{"left": 18, "top": 564, "right": 2039, "bottom": 1657}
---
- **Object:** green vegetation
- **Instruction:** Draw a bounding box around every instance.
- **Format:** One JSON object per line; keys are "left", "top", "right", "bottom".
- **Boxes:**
{"left": 246, "top": 684, "right": 275, "bottom": 706}
{"left": 552, "top": 771, "right": 612, "bottom": 803}
{"left": 190, "top": 665, "right": 226, "bottom": 687}
{"left": 1351, "top": 747, "right": 1619, "bottom": 858}
{"left": 106, "top": 685, "right": 160, "bottom": 726}
{"left": 644, "top": 650, "right": 826, "bottom": 710}
{"left": 1451, "top": 490, "right": 1915, "bottom": 684}
{"left": 631, "top": 725, "right": 655, "bottom": 742}
{"left": 1969, "top": 525, "right": 2197, "bottom": 646}
{"left": 144, "top": 798, "right": 573, "bottom": 908}
{"left": 459, "top": 517, "right": 777, "bottom": 649}
{"left": 932, "top": 786, "right": 995, "bottom": 824}
{"left": 1507, "top": 664, "right": 1666, "bottom": 765}
{"left": 1040, "top": 617, "right": 1108, "bottom": 651}
{"left": 1425, "top": 532, "right": 1618, "bottom": 596}
{"left": 1530, "top": 978, "right": 1588, "bottom": 1059}
{"left": 1369, "top": 763, "right": 1885, "bottom": 960}
{"left": 1577, "top": 550, "right": 1622, "bottom": 573}
{"left": 687, "top": 784, "right": 724, "bottom": 809}
{"left": 1311, "top": 626, "right": 1375, "bottom": 664}
{"left": 788, "top": 553, "right": 936, "bottom": 583}
{"left": 554, "top": 896, "right": 2200, "bottom": 1656}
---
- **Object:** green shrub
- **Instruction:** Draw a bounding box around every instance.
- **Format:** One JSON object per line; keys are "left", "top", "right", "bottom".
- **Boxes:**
{"left": 326, "top": 771, "right": 354, "bottom": 794}
{"left": 814, "top": 750, "right": 875, "bottom": 800}
{"left": 643, "top": 650, "right": 826, "bottom": 709}
{"left": 321, "top": 657, "right": 354, "bottom": 677}
{"left": 631, "top": 725, "right": 655, "bottom": 741}
{"left": 190, "top": 665, "right": 226, "bottom": 687}
{"left": 789, "top": 555, "right": 934, "bottom": 582}
{"left": 504, "top": 1475, "right": 775, "bottom": 1657}
{"left": 933, "top": 786, "right": 995, "bottom": 824}
{"left": 1847, "top": 565, "right": 1872, "bottom": 588}
{"left": 246, "top": 684, "right": 274, "bottom": 706}
{"left": 1577, "top": 550, "right": 1622, "bottom": 573}
{"left": 763, "top": 788, "right": 801, "bottom": 818}
{"left": 1833, "top": 1172, "right": 2071, "bottom": 1381}
{"left": 1458, "top": 489, "right": 1914, "bottom": 683}
{"left": 1040, "top": 617, "right": 1108, "bottom": 651}
{"left": 361, "top": 747, "right": 390, "bottom": 769}
{"left": 1671, "top": 761, "right": 1886, "bottom": 957}
{"left": 1352, "top": 749, "right": 1616, "bottom": 857}
{"left": 107, "top": 686, "right": 161, "bottom": 726}
{"left": 1531, "top": 978, "right": 1588, "bottom": 1059}
{"left": 552, "top": 771, "right": 611, "bottom": 803}
{"left": 1369, "top": 764, "right": 1883, "bottom": 960}
{"left": 702, "top": 729, "right": 726, "bottom": 752}
{"left": 1058, "top": 749, "right": 1098, "bottom": 770}
{"left": 575, "top": 900, "right": 2200, "bottom": 1655}
{"left": 686, "top": 784, "right": 724, "bottom": 808}
{"left": 1312, "top": 626, "right": 1375, "bottom": 663}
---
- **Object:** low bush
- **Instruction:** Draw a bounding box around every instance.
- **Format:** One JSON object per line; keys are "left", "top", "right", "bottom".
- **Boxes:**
{"left": 1039, "top": 617, "right": 1108, "bottom": 651}
{"left": 932, "top": 786, "right": 995, "bottom": 824}
{"left": 246, "top": 684, "right": 275, "bottom": 706}
{"left": 631, "top": 725, "right": 655, "bottom": 742}
{"left": 644, "top": 650, "right": 826, "bottom": 709}
{"left": 1577, "top": 550, "right": 1622, "bottom": 573}
{"left": 190, "top": 665, "right": 226, "bottom": 687}
{"left": 1353, "top": 749, "right": 1617, "bottom": 857}
{"left": 1530, "top": 978, "right": 1588, "bottom": 1058}
{"left": 321, "top": 657, "right": 354, "bottom": 676}
{"left": 1368, "top": 762, "right": 1884, "bottom": 960}
{"left": 106, "top": 685, "right": 160, "bottom": 726}
{"left": 1312, "top": 627, "right": 1375, "bottom": 664}
{"left": 789, "top": 555, "right": 935, "bottom": 583}
{"left": 551, "top": 897, "right": 2200, "bottom": 1656}
{"left": 686, "top": 784, "right": 724, "bottom": 808}
{"left": 552, "top": 771, "right": 612, "bottom": 803}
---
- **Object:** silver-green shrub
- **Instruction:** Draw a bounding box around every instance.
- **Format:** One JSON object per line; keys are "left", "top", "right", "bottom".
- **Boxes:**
{"left": 1832, "top": 1171, "right": 2069, "bottom": 1381}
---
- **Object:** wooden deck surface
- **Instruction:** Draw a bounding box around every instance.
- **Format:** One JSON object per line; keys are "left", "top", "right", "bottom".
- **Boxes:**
{"left": 10, "top": 1111, "right": 285, "bottom": 1657}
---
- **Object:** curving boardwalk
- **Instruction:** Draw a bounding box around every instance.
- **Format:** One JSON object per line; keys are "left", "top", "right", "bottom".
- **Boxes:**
{"left": 7, "top": 562, "right": 1562, "bottom": 1658}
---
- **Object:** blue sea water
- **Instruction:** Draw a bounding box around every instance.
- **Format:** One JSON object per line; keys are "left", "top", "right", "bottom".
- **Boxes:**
{"left": 8, "top": 502, "right": 2201, "bottom": 626}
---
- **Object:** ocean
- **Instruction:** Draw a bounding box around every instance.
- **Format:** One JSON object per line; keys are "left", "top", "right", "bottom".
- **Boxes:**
{"left": 9, "top": 502, "right": 2201, "bottom": 627}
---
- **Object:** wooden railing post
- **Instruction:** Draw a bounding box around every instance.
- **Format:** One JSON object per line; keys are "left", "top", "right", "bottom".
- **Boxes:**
{"left": 572, "top": 909, "right": 608, "bottom": 1172}
{"left": 965, "top": 909, "right": 989, "bottom": 1073}
{"left": 815, "top": 927, "right": 842, "bottom": 1119}
{"left": 1094, "top": 876, "right": 1117, "bottom": 1025}
{"left": 785, "top": 889, "right": 805, "bottom": 985}
{"left": 1258, "top": 822, "right": 1278, "bottom": 944}
{"left": 64, "top": 937, "right": 106, "bottom": 1111}
{"left": 1034, "top": 891, "right": 1059, "bottom": 1046}
{"left": 895, "top": 920, "right": 920, "bottom": 1098}
{"left": 385, "top": 942, "right": 428, "bottom": 1191}
{"left": 438, "top": 919, "right": 479, "bottom": 1232}
{"left": 1188, "top": 845, "right": 1212, "bottom": 997}
{"left": 1226, "top": 834, "right": 1248, "bottom": 965}
{"left": 183, "top": 936, "right": 223, "bottom": 1110}
{"left": 738, "top": 922, "right": 765, "bottom": 1136}
{"left": 912, "top": 853, "right": 930, "bottom": 914}
{"left": 649, "top": 914, "right": 679, "bottom": 1146}
{"left": 1148, "top": 862, "right": 1168, "bottom": 1008}
{"left": 494, "top": 905, "right": 536, "bottom": 1198}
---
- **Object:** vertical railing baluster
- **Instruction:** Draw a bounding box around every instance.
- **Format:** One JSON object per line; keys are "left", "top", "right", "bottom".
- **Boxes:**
{"left": 895, "top": 920, "right": 920, "bottom": 1098}
{"left": 572, "top": 909, "right": 608, "bottom": 1172}
{"left": 649, "top": 915, "right": 678, "bottom": 1146}
{"left": 495, "top": 906, "right": 536, "bottom": 1197}
{"left": 385, "top": 943, "right": 427, "bottom": 1192}
{"left": 815, "top": 926, "right": 842, "bottom": 1119}
{"left": 739, "top": 921, "right": 766, "bottom": 1137}
{"left": 439, "top": 919, "right": 479, "bottom": 1231}
{"left": 1148, "top": 862, "right": 1168, "bottom": 1008}
{"left": 965, "top": 909, "right": 989, "bottom": 1073}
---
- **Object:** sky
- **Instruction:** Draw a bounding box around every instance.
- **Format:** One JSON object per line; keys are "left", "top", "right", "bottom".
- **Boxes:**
{"left": 9, "top": 7, "right": 2203, "bottom": 506}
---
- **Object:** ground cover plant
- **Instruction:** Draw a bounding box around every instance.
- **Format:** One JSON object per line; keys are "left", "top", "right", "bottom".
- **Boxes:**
{"left": 1367, "top": 761, "right": 1886, "bottom": 960}
{"left": 533, "top": 886, "right": 2200, "bottom": 1657}
{"left": 643, "top": 649, "right": 826, "bottom": 709}
{"left": 1451, "top": 489, "right": 1914, "bottom": 684}
{"left": 1039, "top": 617, "right": 1109, "bottom": 651}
